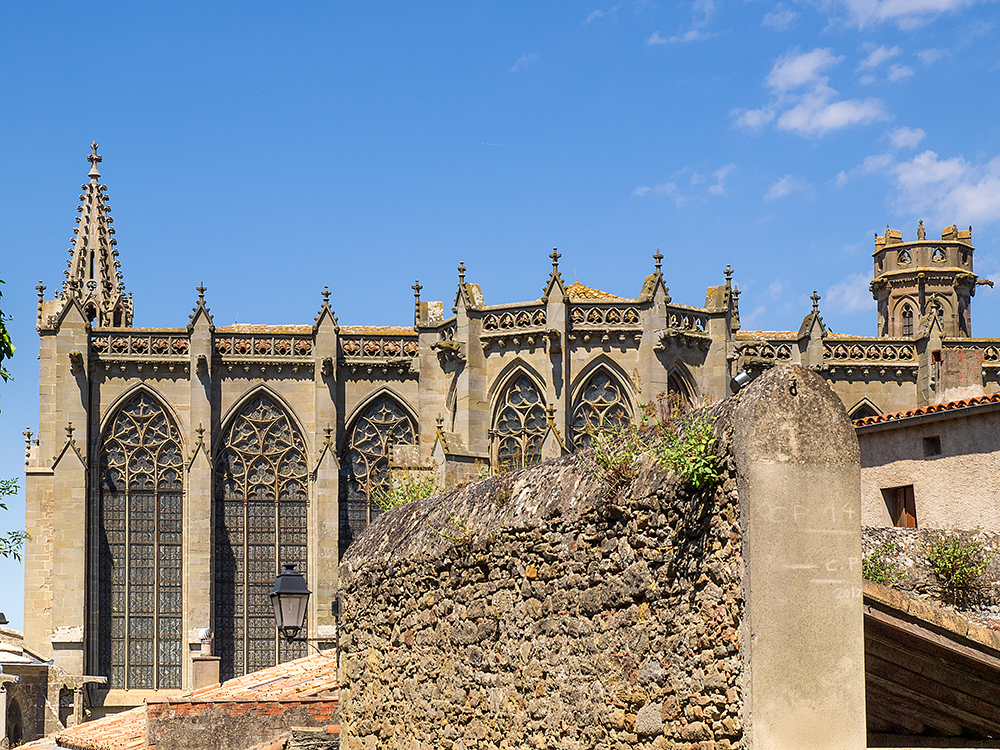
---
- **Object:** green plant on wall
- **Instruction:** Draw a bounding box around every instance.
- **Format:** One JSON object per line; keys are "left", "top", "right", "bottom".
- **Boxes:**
{"left": 655, "top": 412, "right": 719, "bottom": 491}
{"left": 862, "top": 541, "right": 905, "bottom": 586}
{"left": 926, "top": 529, "right": 988, "bottom": 600}
{"left": 371, "top": 472, "right": 438, "bottom": 512}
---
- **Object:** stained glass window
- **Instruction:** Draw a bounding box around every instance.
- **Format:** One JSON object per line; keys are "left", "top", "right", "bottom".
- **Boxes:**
{"left": 340, "top": 395, "right": 416, "bottom": 556}
{"left": 571, "top": 370, "right": 632, "bottom": 448}
{"left": 902, "top": 304, "right": 914, "bottom": 336}
{"left": 98, "top": 391, "right": 183, "bottom": 690}
{"left": 492, "top": 375, "right": 547, "bottom": 470}
{"left": 215, "top": 393, "right": 308, "bottom": 681}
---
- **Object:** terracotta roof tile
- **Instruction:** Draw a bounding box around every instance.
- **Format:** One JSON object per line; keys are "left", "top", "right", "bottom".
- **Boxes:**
{"left": 339, "top": 325, "right": 416, "bottom": 335}
{"left": 854, "top": 391, "right": 1000, "bottom": 427}
{"left": 735, "top": 330, "right": 798, "bottom": 341}
{"left": 29, "top": 650, "right": 338, "bottom": 750}
{"left": 565, "top": 281, "right": 623, "bottom": 301}
{"left": 216, "top": 325, "right": 313, "bottom": 334}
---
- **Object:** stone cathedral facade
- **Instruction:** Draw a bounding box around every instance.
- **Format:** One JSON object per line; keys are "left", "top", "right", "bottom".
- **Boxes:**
{"left": 20, "top": 146, "right": 999, "bottom": 726}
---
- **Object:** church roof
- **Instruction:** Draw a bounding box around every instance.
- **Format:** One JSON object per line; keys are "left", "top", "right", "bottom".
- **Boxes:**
{"left": 565, "top": 281, "right": 623, "bottom": 301}
{"left": 216, "top": 324, "right": 313, "bottom": 334}
{"left": 340, "top": 325, "right": 416, "bottom": 335}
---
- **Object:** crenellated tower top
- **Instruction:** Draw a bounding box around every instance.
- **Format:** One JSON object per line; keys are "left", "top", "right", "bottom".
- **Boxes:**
{"left": 61, "top": 142, "right": 132, "bottom": 327}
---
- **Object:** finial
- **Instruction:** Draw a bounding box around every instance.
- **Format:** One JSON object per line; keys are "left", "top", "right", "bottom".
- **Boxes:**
{"left": 436, "top": 414, "right": 444, "bottom": 431}
{"left": 322, "top": 285, "right": 331, "bottom": 305}
{"left": 23, "top": 427, "right": 32, "bottom": 446}
{"left": 811, "top": 290, "right": 820, "bottom": 313}
{"left": 196, "top": 423, "right": 205, "bottom": 440}
{"left": 66, "top": 422, "right": 74, "bottom": 441}
{"left": 724, "top": 264, "right": 733, "bottom": 283}
{"left": 550, "top": 248, "right": 561, "bottom": 271}
{"left": 324, "top": 425, "right": 333, "bottom": 440}
{"left": 196, "top": 282, "right": 206, "bottom": 302}
{"left": 36, "top": 280, "right": 45, "bottom": 299}
{"left": 917, "top": 219, "right": 926, "bottom": 241}
{"left": 458, "top": 261, "right": 466, "bottom": 285}
{"left": 412, "top": 279, "right": 422, "bottom": 301}
{"left": 87, "top": 141, "right": 102, "bottom": 178}
{"left": 653, "top": 249, "right": 663, "bottom": 274}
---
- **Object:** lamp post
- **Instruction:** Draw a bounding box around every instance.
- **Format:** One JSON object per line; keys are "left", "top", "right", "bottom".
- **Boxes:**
{"left": 270, "top": 563, "right": 311, "bottom": 642}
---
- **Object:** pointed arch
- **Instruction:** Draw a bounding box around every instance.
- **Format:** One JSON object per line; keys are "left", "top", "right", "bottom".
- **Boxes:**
{"left": 668, "top": 362, "right": 698, "bottom": 407}
{"left": 487, "top": 358, "right": 547, "bottom": 404}
{"left": 848, "top": 398, "right": 881, "bottom": 420}
{"left": 96, "top": 389, "right": 183, "bottom": 690}
{"left": 890, "top": 296, "right": 917, "bottom": 338}
{"left": 339, "top": 389, "right": 418, "bottom": 557}
{"left": 490, "top": 366, "right": 547, "bottom": 470}
{"left": 216, "top": 384, "right": 310, "bottom": 461}
{"left": 569, "top": 359, "right": 636, "bottom": 449}
{"left": 214, "top": 389, "right": 309, "bottom": 681}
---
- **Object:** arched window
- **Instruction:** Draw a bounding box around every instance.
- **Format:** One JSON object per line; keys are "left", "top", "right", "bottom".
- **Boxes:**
{"left": 6, "top": 696, "right": 23, "bottom": 747}
{"left": 901, "top": 304, "right": 914, "bottom": 336}
{"left": 215, "top": 393, "right": 308, "bottom": 681}
{"left": 571, "top": 370, "right": 632, "bottom": 448}
{"left": 340, "top": 395, "right": 416, "bottom": 556}
{"left": 849, "top": 403, "right": 879, "bottom": 420}
{"left": 492, "top": 375, "right": 546, "bottom": 470}
{"left": 98, "top": 392, "right": 183, "bottom": 689}
{"left": 668, "top": 372, "right": 693, "bottom": 406}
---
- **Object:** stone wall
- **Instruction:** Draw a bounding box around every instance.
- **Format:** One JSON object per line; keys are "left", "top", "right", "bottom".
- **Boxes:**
{"left": 338, "top": 434, "right": 744, "bottom": 749}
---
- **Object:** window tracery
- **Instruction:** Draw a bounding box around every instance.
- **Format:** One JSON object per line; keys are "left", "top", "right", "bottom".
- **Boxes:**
{"left": 492, "top": 375, "right": 547, "bottom": 470}
{"left": 901, "top": 304, "right": 914, "bottom": 336}
{"left": 98, "top": 391, "right": 183, "bottom": 690}
{"left": 340, "top": 395, "right": 417, "bottom": 556}
{"left": 668, "top": 373, "right": 693, "bottom": 406}
{"left": 571, "top": 370, "right": 632, "bottom": 448}
{"left": 215, "top": 393, "right": 308, "bottom": 681}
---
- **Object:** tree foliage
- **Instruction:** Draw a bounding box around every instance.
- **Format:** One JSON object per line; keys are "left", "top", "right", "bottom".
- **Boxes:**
{"left": 0, "top": 277, "right": 28, "bottom": 561}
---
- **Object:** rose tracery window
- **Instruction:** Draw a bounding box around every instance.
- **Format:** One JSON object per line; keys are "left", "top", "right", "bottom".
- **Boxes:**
{"left": 340, "top": 395, "right": 416, "bottom": 556}
{"left": 215, "top": 393, "right": 308, "bottom": 681}
{"left": 98, "top": 392, "right": 183, "bottom": 690}
{"left": 571, "top": 371, "right": 632, "bottom": 448}
{"left": 492, "top": 375, "right": 547, "bottom": 470}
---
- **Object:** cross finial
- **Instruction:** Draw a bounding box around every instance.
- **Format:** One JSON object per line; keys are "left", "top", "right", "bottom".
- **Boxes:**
{"left": 724, "top": 264, "right": 732, "bottom": 283}
{"left": 88, "top": 141, "right": 102, "bottom": 165}
{"left": 458, "top": 261, "right": 466, "bottom": 284}
{"left": 196, "top": 282, "right": 206, "bottom": 302}
{"left": 324, "top": 425, "right": 333, "bottom": 441}
{"left": 412, "top": 279, "right": 422, "bottom": 301}
{"left": 66, "top": 422, "right": 74, "bottom": 441}
{"left": 550, "top": 248, "right": 561, "bottom": 271}
{"left": 322, "top": 285, "right": 330, "bottom": 305}
{"left": 23, "top": 427, "right": 33, "bottom": 445}
{"left": 811, "top": 290, "right": 821, "bottom": 313}
{"left": 36, "top": 280, "right": 45, "bottom": 299}
{"left": 653, "top": 249, "right": 663, "bottom": 274}
{"left": 436, "top": 414, "right": 444, "bottom": 431}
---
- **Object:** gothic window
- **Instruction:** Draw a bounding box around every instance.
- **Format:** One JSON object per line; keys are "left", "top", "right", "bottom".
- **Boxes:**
{"left": 668, "top": 372, "right": 693, "bottom": 406}
{"left": 901, "top": 304, "right": 914, "bottom": 336}
{"left": 492, "top": 375, "right": 547, "bottom": 470}
{"left": 932, "top": 247, "right": 946, "bottom": 262}
{"left": 340, "top": 395, "right": 417, "bottom": 556}
{"left": 215, "top": 393, "right": 309, "bottom": 682}
{"left": 571, "top": 370, "right": 632, "bottom": 448}
{"left": 898, "top": 250, "right": 911, "bottom": 265}
{"left": 98, "top": 392, "right": 183, "bottom": 690}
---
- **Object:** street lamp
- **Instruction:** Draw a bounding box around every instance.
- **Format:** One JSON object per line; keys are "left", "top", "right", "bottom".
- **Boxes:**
{"left": 270, "top": 563, "right": 311, "bottom": 642}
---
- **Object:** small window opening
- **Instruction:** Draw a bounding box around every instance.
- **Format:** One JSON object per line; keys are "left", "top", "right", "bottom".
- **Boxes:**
{"left": 882, "top": 485, "right": 916, "bottom": 528}
{"left": 932, "top": 247, "right": 946, "bottom": 262}
{"left": 85, "top": 305, "right": 97, "bottom": 324}
{"left": 89, "top": 251, "right": 95, "bottom": 279}
{"left": 922, "top": 436, "right": 942, "bottom": 457}
{"left": 898, "top": 250, "right": 911, "bottom": 264}
{"left": 901, "top": 304, "right": 914, "bottom": 336}
{"left": 932, "top": 349, "right": 942, "bottom": 363}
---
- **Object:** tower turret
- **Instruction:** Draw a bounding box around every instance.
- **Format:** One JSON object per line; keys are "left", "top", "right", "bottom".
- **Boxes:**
{"left": 870, "top": 221, "right": 989, "bottom": 338}
{"left": 62, "top": 142, "right": 132, "bottom": 327}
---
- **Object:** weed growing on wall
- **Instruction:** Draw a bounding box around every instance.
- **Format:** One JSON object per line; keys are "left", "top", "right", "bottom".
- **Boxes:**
{"left": 927, "top": 529, "right": 988, "bottom": 603}
{"left": 588, "top": 423, "right": 647, "bottom": 494}
{"left": 655, "top": 413, "right": 720, "bottom": 491}
{"left": 371, "top": 472, "right": 438, "bottom": 511}
{"left": 862, "top": 541, "right": 905, "bottom": 586}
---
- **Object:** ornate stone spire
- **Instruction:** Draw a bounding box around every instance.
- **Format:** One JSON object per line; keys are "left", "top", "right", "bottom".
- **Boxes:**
{"left": 63, "top": 142, "right": 132, "bottom": 326}
{"left": 653, "top": 249, "right": 663, "bottom": 275}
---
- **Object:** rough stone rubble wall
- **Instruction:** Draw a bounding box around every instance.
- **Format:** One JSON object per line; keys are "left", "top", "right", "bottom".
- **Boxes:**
{"left": 338, "top": 435, "right": 744, "bottom": 749}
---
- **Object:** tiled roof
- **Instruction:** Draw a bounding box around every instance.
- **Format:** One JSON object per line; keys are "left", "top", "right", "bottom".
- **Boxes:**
{"left": 565, "top": 281, "right": 623, "bottom": 301}
{"left": 25, "top": 650, "right": 337, "bottom": 750}
{"left": 339, "top": 325, "right": 416, "bottom": 335}
{"left": 854, "top": 391, "right": 1000, "bottom": 427}
{"left": 735, "top": 330, "right": 798, "bottom": 341}
{"left": 216, "top": 325, "right": 313, "bottom": 334}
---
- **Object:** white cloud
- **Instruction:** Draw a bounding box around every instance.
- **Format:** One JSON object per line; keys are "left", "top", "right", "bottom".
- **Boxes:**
{"left": 893, "top": 150, "right": 1000, "bottom": 227}
{"left": 887, "top": 63, "right": 915, "bottom": 81}
{"left": 736, "top": 47, "right": 889, "bottom": 138}
{"left": 587, "top": 10, "right": 604, "bottom": 22}
{"left": 509, "top": 53, "right": 538, "bottom": 73}
{"left": 831, "top": 0, "right": 992, "bottom": 29}
{"left": 836, "top": 152, "right": 893, "bottom": 186}
{"left": 654, "top": 0, "right": 716, "bottom": 43}
{"left": 632, "top": 186, "right": 652, "bottom": 197}
{"left": 917, "top": 48, "right": 949, "bottom": 64}
{"left": 767, "top": 47, "right": 843, "bottom": 90}
{"left": 889, "top": 126, "right": 926, "bottom": 149}
{"left": 826, "top": 273, "right": 875, "bottom": 315}
{"left": 586, "top": 6, "right": 619, "bottom": 23}
{"left": 858, "top": 45, "right": 900, "bottom": 70}
{"left": 762, "top": 6, "right": 800, "bottom": 30}
{"left": 764, "top": 174, "right": 811, "bottom": 200}
{"left": 709, "top": 163, "right": 736, "bottom": 195}
{"left": 647, "top": 31, "right": 668, "bottom": 44}
{"left": 632, "top": 182, "right": 686, "bottom": 206}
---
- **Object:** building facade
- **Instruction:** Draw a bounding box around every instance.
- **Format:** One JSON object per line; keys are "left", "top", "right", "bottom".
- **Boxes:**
{"left": 20, "top": 145, "right": 999, "bottom": 728}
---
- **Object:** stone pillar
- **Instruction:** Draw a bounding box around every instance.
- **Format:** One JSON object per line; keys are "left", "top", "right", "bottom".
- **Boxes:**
{"left": 732, "top": 365, "right": 866, "bottom": 750}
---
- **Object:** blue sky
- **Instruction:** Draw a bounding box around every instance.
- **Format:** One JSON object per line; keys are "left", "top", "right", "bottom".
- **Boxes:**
{"left": 1, "top": 1, "right": 999, "bottom": 626}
